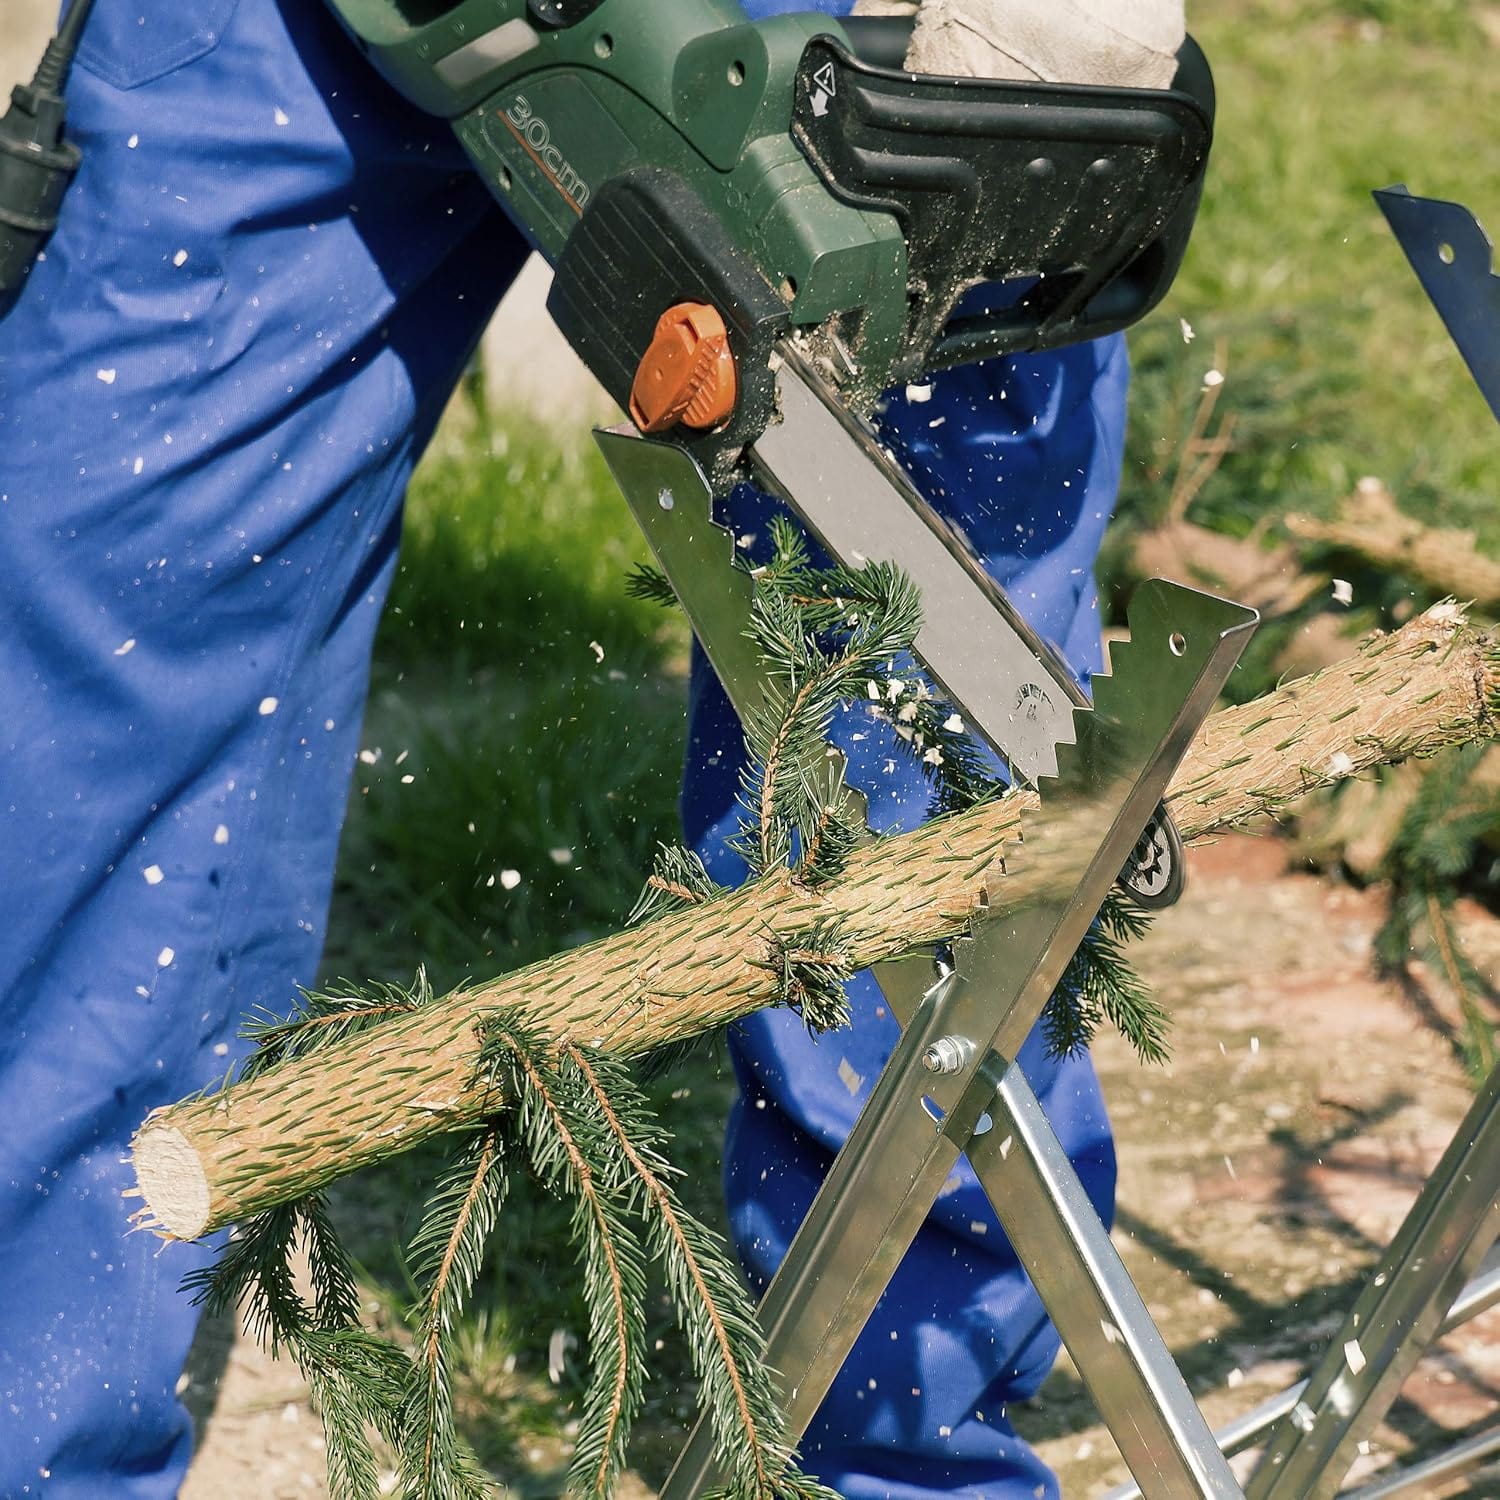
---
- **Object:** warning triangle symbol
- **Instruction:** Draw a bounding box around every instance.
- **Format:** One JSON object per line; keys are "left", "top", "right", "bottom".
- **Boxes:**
{"left": 812, "top": 61, "right": 837, "bottom": 97}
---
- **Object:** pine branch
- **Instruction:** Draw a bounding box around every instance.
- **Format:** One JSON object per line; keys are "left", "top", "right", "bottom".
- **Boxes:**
{"left": 1045, "top": 890, "right": 1171, "bottom": 1064}
{"left": 731, "top": 529, "right": 922, "bottom": 877}
{"left": 1287, "top": 478, "right": 1500, "bottom": 612}
{"left": 483, "top": 1017, "right": 648, "bottom": 1500}
{"left": 625, "top": 563, "right": 681, "bottom": 610}
{"left": 181, "top": 1198, "right": 408, "bottom": 1499}
{"left": 303, "top": 1192, "right": 365, "bottom": 1333}
{"left": 1372, "top": 742, "right": 1500, "bottom": 1081}
{"left": 399, "top": 1128, "right": 509, "bottom": 1500}
{"left": 304, "top": 1334, "right": 392, "bottom": 1500}
{"left": 791, "top": 761, "right": 866, "bottom": 889}
{"left": 304, "top": 1327, "right": 414, "bottom": 1500}
{"left": 757, "top": 662, "right": 828, "bottom": 873}
{"left": 757, "top": 514, "right": 909, "bottom": 623}
{"left": 629, "top": 845, "right": 724, "bottom": 926}
{"left": 239, "top": 970, "right": 434, "bottom": 1081}
{"left": 182, "top": 1201, "right": 307, "bottom": 1355}
{"left": 563, "top": 1044, "right": 834, "bottom": 1500}
{"left": 134, "top": 605, "right": 1500, "bottom": 1240}
{"left": 758, "top": 921, "right": 855, "bottom": 1036}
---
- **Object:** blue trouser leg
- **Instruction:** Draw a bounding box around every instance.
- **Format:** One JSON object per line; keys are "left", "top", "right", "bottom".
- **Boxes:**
{"left": 682, "top": 336, "right": 1131, "bottom": 1498}
{"left": 0, "top": 2, "right": 525, "bottom": 1492}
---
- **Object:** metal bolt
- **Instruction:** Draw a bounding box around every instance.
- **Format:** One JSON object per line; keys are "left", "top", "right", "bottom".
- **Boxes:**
{"left": 922, "top": 1036, "right": 975, "bottom": 1075}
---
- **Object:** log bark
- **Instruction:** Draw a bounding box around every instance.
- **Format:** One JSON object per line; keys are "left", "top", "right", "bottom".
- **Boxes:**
{"left": 1286, "top": 478, "right": 1500, "bottom": 612}
{"left": 1132, "top": 520, "right": 1322, "bottom": 619}
{"left": 133, "top": 606, "right": 1500, "bottom": 1242}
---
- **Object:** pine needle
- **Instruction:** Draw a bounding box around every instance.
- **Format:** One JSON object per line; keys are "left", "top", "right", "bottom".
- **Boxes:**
{"left": 625, "top": 563, "right": 680, "bottom": 610}
{"left": 1374, "top": 742, "right": 1500, "bottom": 1080}
{"left": 732, "top": 526, "right": 922, "bottom": 878}
{"left": 238, "top": 970, "right": 435, "bottom": 1081}
{"left": 760, "top": 921, "right": 855, "bottom": 1036}
{"left": 563, "top": 1044, "right": 835, "bottom": 1500}
{"left": 399, "top": 1128, "right": 509, "bottom": 1500}
{"left": 629, "top": 844, "right": 724, "bottom": 926}
{"left": 1045, "top": 890, "right": 1171, "bottom": 1065}
{"left": 182, "top": 1198, "right": 408, "bottom": 1499}
{"left": 481, "top": 1017, "right": 647, "bottom": 1500}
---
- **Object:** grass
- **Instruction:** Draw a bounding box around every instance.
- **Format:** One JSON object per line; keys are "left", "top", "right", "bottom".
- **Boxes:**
{"left": 307, "top": 2, "right": 1500, "bottom": 1490}
{"left": 1095, "top": 0, "right": 1500, "bottom": 703}
{"left": 1109, "top": 0, "right": 1500, "bottom": 598}
{"left": 320, "top": 427, "right": 689, "bottom": 993}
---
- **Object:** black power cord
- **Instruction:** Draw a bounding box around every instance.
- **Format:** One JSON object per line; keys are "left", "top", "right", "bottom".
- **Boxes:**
{"left": 0, "top": 0, "right": 98, "bottom": 319}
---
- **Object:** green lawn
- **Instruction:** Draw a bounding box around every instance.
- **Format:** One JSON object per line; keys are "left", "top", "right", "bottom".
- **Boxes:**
{"left": 314, "top": 1, "right": 1500, "bottom": 1487}
{"left": 320, "top": 429, "right": 687, "bottom": 994}
{"left": 1120, "top": 0, "right": 1499, "bottom": 553}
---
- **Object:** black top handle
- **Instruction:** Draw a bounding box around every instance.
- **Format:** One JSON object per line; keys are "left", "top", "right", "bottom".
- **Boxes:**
{"left": 791, "top": 32, "right": 1216, "bottom": 381}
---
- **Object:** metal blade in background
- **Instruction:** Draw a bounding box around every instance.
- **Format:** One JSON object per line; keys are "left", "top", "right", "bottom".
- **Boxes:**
{"left": 659, "top": 581, "right": 1257, "bottom": 1500}
{"left": 751, "top": 342, "right": 1088, "bottom": 786}
{"left": 1375, "top": 185, "right": 1500, "bottom": 423}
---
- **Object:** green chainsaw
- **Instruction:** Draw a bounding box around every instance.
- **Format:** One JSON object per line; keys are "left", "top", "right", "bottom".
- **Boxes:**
{"left": 322, "top": 0, "right": 1216, "bottom": 903}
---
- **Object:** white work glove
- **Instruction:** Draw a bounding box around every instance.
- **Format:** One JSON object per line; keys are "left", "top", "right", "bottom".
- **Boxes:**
{"left": 852, "top": 0, "right": 1185, "bottom": 89}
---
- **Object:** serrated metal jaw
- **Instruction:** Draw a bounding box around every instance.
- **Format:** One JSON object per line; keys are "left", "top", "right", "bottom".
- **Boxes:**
{"left": 953, "top": 578, "right": 1258, "bottom": 1064}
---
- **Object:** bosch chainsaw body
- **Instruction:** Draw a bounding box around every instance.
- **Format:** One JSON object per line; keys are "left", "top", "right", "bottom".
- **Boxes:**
{"left": 326, "top": 0, "right": 1212, "bottom": 473}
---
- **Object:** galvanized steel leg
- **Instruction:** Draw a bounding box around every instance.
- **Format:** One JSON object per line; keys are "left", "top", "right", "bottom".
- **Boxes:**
{"left": 1340, "top": 1425, "right": 1500, "bottom": 1498}
{"left": 1247, "top": 1063, "right": 1500, "bottom": 1499}
{"left": 1099, "top": 1251, "right": 1500, "bottom": 1500}
{"left": 976, "top": 1068, "right": 1244, "bottom": 1497}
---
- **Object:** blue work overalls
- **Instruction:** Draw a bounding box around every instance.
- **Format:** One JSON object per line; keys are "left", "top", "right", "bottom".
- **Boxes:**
{"left": 0, "top": 1, "right": 1123, "bottom": 1493}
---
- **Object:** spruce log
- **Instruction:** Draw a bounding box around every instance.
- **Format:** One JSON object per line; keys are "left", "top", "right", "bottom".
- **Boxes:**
{"left": 1287, "top": 478, "right": 1500, "bottom": 612}
{"left": 134, "top": 606, "right": 1500, "bottom": 1241}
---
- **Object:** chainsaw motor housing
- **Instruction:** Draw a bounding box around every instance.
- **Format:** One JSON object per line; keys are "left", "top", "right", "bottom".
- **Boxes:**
{"left": 323, "top": 0, "right": 1213, "bottom": 476}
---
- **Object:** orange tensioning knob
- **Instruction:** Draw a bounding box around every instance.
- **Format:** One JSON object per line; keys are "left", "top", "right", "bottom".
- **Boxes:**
{"left": 628, "top": 301, "right": 738, "bottom": 435}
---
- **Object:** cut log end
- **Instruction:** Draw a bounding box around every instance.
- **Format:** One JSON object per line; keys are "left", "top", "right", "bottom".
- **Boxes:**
{"left": 132, "top": 1122, "right": 211, "bottom": 1242}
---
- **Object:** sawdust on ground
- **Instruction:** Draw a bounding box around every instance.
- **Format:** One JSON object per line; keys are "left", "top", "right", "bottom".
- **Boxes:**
{"left": 179, "top": 834, "right": 1499, "bottom": 1498}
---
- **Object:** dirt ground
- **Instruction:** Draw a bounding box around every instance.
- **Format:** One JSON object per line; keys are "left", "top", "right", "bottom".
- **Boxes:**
{"left": 175, "top": 833, "right": 1500, "bottom": 1498}
{"left": 1024, "top": 834, "right": 1500, "bottom": 1496}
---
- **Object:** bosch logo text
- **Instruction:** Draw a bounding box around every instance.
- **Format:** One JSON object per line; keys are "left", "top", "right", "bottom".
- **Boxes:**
{"left": 503, "top": 94, "right": 589, "bottom": 212}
